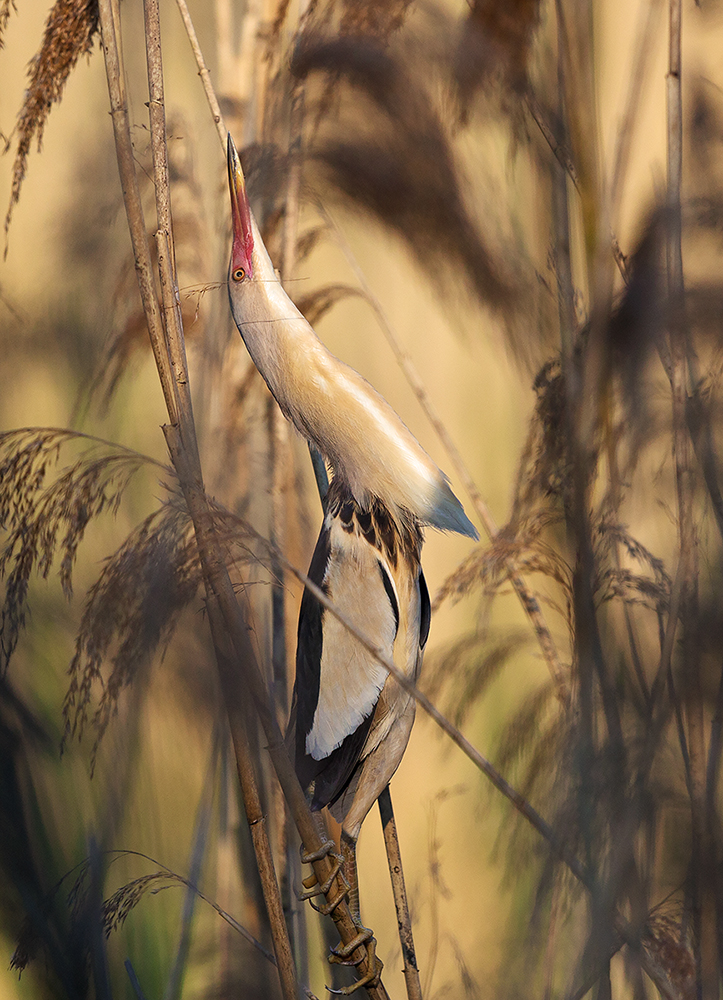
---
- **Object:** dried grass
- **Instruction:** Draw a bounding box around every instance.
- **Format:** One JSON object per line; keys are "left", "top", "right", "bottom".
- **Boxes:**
{"left": 294, "top": 282, "right": 364, "bottom": 326}
{"left": 337, "top": 0, "right": 413, "bottom": 38}
{"left": 642, "top": 912, "right": 696, "bottom": 1000}
{"left": 292, "top": 29, "right": 520, "bottom": 318}
{"left": 61, "top": 498, "right": 200, "bottom": 766}
{"left": 453, "top": 0, "right": 542, "bottom": 116}
{"left": 0, "top": 0, "right": 15, "bottom": 50}
{"left": 11, "top": 849, "right": 276, "bottom": 978}
{"left": 4, "top": 0, "right": 99, "bottom": 246}
{"left": 0, "top": 429, "right": 154, "bottom": 674}
{"left": 4, "top": 2, "right": 723, "bottom": 998}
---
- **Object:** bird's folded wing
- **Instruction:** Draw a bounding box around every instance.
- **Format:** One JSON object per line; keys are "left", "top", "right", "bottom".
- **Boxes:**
{"left": 304, "top": 522, "right": 399, "bottom": 760}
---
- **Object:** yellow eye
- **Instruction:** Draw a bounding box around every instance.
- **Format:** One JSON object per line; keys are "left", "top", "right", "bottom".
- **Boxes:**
{"left": 232, "top": 267, "right": 246, "bottom": 282}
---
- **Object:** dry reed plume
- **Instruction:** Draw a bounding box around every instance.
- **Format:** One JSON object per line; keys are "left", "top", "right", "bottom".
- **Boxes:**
{"left": 2, "top": 0, "right": 723, "bottom": 998}
{"left": 4, "top": 0, "right": 99, "bottom": 245}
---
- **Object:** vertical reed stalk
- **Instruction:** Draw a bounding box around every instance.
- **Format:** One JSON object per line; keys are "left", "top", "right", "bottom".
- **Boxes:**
{"left": 206, "top": 599, "right": 298, "bottom": 997}
{"left": 97, "top": 0, "right": 175, "bottom": 419}
{"left": 378, "top": 787, "right": 422, "bottom": 1000}
{"left": 99, "top": 1, "right": 390, "bottom": 995}
{"left": 276, "top": 20, "right": 309, "bottom": 978}
{"left": 142, "top": 1, "right": 298, "bottom": 995}
{"left": 666, "top": 2, "right": 714, "bottom": 995}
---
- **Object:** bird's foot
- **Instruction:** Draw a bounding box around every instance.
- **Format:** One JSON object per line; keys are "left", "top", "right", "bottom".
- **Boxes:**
{"left": 327, "top": 927, "right": 383, "bottom": 994}
{"left": 300, "top": 838, "right": 337, "bottom": 866}
{"left": 298, "top": 840, "right": 350, "bottom": 915}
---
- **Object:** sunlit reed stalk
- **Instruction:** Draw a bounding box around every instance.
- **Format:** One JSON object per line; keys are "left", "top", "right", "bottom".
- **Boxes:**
{"left": 97, "top": 2, "right": 390, "bottom": 996}
{"left": 378, "top": 787, "right": 422, "bottom": 1000}
{"left": 175, "top": 0, "right": 226, "bottom": 146}
{"left": 174, "top": 3, "right": 421, "bottom": 991}
{"left": 209, "top": 404, "right": 681, "bottom": 998}
{"left": 142, "top": 0, "right": 298, "bottom": 994}
{"left": 274, "top": 5, "right": 309, "bottom": 979}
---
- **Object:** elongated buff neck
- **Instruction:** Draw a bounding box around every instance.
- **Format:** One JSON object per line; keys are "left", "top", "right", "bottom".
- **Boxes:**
{"left": 228, "top": 190, "right": 476, "bottom": 539}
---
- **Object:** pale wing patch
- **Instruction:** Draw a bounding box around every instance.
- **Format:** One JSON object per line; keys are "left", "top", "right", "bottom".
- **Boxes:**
{"left": 332, "top": 370, "right": 435, "bottom": 486}
{"left": 306, "top": 522, "right": 398, "bottom": 760}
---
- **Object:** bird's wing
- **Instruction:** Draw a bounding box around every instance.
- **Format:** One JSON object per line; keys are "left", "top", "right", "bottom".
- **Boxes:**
{"left": 326, "top": 566, "right": 428, "bottom": 830}
{"left": 294, "top": 509, "right": 400, "bottom": 808}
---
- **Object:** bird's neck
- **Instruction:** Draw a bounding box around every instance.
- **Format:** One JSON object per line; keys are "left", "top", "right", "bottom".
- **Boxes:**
{"left": 230, "top": 219, "right": 328, "bottom": 420}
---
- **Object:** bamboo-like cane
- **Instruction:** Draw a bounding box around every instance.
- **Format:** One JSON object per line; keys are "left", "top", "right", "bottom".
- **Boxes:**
{"left": 97, "top": 2, "right": 389, "bottom": 997}
{"left": 141, "top": 2, "right": 298, "bottom": 997}
{"left": 378, "top": 788, "right": 421, "bottom": 1000}
{"left": 109, "top": 3, "right": 684, "bottom": 996}
{"left": 665, "top": 2, "right": 714, "bottom": 996}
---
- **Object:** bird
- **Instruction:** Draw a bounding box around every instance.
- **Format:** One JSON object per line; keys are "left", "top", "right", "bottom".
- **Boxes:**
{"left": 226, "top": 133, "right": 477, "bottom": 985}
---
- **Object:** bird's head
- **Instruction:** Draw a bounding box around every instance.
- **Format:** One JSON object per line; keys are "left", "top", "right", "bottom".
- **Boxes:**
{"left": 227, "top": 133, "right": 254, "bottom": 284}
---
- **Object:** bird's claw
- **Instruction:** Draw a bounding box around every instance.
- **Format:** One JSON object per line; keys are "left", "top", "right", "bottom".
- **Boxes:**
{"left": 326, "top": 930, "right": 383, "bottom": 994}
{"left": 300, "top": 839, "right": 336, "bottom": 865}
{"left": 300, "top": 838, "right": 383, "bottom": 992}
{"left": 298, "top": 841, "right": 350, "bottom": 914}
{"left": 329, "top": 924, "right": 373, "bottom": 962}
{"left": 298, "top": 851, "right": 343, "bottom": 898}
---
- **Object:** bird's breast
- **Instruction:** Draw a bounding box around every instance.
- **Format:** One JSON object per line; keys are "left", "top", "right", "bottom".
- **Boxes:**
{"left": 303, "top": 486, "right": 425, "bottom": 763}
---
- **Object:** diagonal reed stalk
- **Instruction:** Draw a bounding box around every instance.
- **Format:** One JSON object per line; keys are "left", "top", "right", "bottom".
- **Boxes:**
{"left": 177, "top": 0, "right": 568, "bottom": 719}
{"left": 175, "top": 2, "right": 421, "bottom": 993}
{"left": 317, "top": 203, "right": 570, "bottom": 709}
{"left": 97, "top": 1, "right": 390, "bottom": 996}
{"left": 100, "top": 4, "right": 683, "bottom": 996}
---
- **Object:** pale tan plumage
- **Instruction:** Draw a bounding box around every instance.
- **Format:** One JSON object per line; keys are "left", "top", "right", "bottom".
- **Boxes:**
{"left": 226, "top": 135, "right": 475, "bottom": 947}
{"left": 295, "top": 480, "right": 428, "bottom": 842}
{"left": 230, "top": 192, "right": 476, "bottom": 539}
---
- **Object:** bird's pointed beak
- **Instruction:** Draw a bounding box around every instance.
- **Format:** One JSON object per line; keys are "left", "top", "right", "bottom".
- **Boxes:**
{"left": 227, "top": 133, "right": 254, "bottom": 281}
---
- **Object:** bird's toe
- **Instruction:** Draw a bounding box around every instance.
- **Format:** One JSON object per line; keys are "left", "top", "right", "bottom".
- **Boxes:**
{"left": 328, "top": 931, "right": 383, "bottom": 994}
{"left": 298, "top": 839, "right": 350, "bottom": 914}
{"left": 300, "top": 837, "right": 336, "bottom": 865}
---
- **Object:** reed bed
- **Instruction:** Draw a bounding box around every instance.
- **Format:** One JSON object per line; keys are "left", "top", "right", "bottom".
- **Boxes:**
{"left": 2, "top": 1, "right": 723, "bottom": 998}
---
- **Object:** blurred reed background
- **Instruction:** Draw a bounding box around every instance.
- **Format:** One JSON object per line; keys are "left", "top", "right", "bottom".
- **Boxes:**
{"left": 2, "top": 0, "right": 723, "bottom": 998}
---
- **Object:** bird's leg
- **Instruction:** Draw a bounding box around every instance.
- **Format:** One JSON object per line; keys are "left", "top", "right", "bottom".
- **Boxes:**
{"left": 298, "top": 812, "right": 349, "bottom": 914}
{"left": 340, "top": 830, "right": 361, "bottom": 923}
{"left": 327, "top": 831, "right": 384, "bottom": 995}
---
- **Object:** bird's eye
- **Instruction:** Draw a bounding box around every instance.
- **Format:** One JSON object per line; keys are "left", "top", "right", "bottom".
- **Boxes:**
{"left": 232, "top": 267, "right": 246, "bottom": 282}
